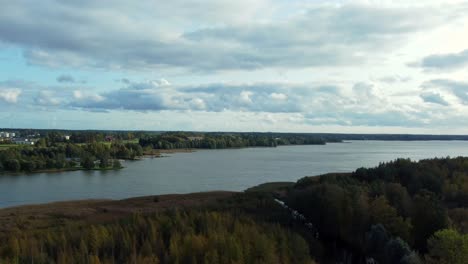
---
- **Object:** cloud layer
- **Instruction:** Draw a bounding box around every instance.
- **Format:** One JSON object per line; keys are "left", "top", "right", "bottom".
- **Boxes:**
{"left": 1, "top": 1, "right": 468, "bottom": 133}
{"left": 0, "top": 1, "right": 460, "bottom": 71}
{"left": 0, "top": 78, "right": 460, "bottom": 130}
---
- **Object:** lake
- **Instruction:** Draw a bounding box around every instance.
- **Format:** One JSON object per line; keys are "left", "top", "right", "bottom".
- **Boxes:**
{"left": 2, "top": 140, "right": 468, "bottom": 208}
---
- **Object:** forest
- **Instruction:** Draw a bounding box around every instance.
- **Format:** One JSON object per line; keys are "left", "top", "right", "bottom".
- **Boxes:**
{"left": 1, "top": 157, "right": 467, "bottom": 263}
{"left": 0, "top": 142, "right": 142, "bottom": 173}
{"left": 0, "top": 210, "right": 314, "bottom": 264}
{"left": 138, "top": 132, "right": 331, "bottom": 149}
{"left": 284, "top": 157, "right": 468, "bottom": 263}
{"left": 3, "top": 128, "right": 468, "bottom": 143}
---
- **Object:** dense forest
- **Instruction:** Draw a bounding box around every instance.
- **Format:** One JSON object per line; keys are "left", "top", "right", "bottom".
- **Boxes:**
{"left": 0, "top": 142, "right": 142, "bottom": 173}
{"left": 284, "top": 157, "right": 468, "bottom": 263}
{"left": 0, "top": 210, "right": 314, "bottom": 264}
{"left": 138, "top": 132, "right": 330, "bottom": 149}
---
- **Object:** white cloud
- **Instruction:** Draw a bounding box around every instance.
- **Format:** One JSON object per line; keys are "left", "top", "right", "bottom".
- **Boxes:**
{"left": 73, "top": 90, "right": 104, "bottom": 102}
{"left": 45, "top": 80, "right": 458, "bottom": 129}
{"left": 270, "top": 92, "right": 288, "bottom": 100}
{"left": 0, "top": 88, "right": 21, "bottom": 103}
{"left": 36, "top": 90, "right": 61, "bottom": 106}
{"left": 239, "top": 91, "right": 253, "bottom": 104}
{"left": 190, "top": 98, "right": 206, "bottom": 110}
{"left": 150, "top": 79, "right": 171, "bottom": 87}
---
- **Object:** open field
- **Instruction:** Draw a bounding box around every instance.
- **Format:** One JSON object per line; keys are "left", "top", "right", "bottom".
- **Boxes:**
{"left": 122, "top": 138, "right": 139, "bottom": 144}
{"left": 0, "top": 144, "right": 18, "bottom": 150}
{"left": 76, "top": 142, "right": 112, "bottom": 147}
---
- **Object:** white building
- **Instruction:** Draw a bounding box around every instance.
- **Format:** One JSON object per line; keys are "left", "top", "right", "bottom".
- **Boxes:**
{"left": 0, "top": 132, "right": 16, "bottom": 138}
{"left": 13, "top": 138, "right": 36, "bottom": 145}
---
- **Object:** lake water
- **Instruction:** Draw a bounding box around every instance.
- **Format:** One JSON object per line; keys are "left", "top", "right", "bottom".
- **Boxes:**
{"left": 2, "top": 140, "right": 468, "bottom": 208}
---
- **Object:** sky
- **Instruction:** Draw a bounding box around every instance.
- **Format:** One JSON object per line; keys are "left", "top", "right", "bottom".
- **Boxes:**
{"left": 1, "top": 0, "right": 468, "bottom": 133}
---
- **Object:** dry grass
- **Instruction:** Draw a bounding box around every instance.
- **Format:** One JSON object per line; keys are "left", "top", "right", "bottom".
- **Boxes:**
{"left": 0, "top": 191, "right": 236, "bottom": 233}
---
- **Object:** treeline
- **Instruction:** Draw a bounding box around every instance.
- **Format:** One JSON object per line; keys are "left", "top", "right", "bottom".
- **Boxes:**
{"left": 0, "top": 210, "right": 315, "bottom": 264}
{"left": 0, "top": 142, "right": 143, "bottom": 173}
{"left": 285, "top": 157, "right": 468, "bottom": 263}
{"left": 139, "top": 132, "right": 330, "bottom": 150}
{"left": 6, "top": 128, "right": 468, "bottom": 142}
{"left": 0, "top": 129, "right": 153, "bottom": 143}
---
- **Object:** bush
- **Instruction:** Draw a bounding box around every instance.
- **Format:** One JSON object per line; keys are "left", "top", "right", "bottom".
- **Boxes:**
{"left": 5, "top": 159, "right": 21, "bottom": 172}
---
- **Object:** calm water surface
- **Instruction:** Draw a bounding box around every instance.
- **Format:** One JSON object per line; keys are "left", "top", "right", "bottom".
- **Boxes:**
{"left": 2, "top": 140, "right": 468, "bottom": 208}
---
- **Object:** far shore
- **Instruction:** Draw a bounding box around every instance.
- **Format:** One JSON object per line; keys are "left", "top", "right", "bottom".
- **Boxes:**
{"left": 141, "top": 148, "right": 196, "bottom": 158}
{"left": 144, "top": 148, "right": 196, "bottom": 154}
{"left": 1, "top": 166, "right": 124, "bottom": 175}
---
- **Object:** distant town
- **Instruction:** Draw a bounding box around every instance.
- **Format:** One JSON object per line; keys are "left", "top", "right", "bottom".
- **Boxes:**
{"left": 0, "top": 130, "right": 71, "bottom": 145}
{"left": 0, "top": 131, "right": 36, "bottom": 145}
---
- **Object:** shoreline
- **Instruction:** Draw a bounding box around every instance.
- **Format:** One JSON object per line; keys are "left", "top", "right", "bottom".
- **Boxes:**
{"left": 142, "top": 148, "right": 196, "bottom": 155}
{"left": 0, "top": 166, "right": 124, "bottom": 175}
{"left": 0, "top": 190, "right": 237, "bottom": 210}
{"left": 0, "top": 180, "right": 292, "bottom": 210}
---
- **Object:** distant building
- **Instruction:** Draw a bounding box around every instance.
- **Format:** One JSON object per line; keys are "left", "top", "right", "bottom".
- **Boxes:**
{"left": 105, "top": 136, "right": 114, "bottom": 142}
{"left": 0, "top": 132, "right": 17, "bottom": 138}
{"left": 64, "top": 135, "right": 71, "bottom": 140}
{"left": 13, "top": 138, "right": 37, "bottom": 145}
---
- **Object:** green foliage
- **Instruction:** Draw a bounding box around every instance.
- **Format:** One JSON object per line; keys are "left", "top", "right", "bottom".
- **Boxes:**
{"left": 286, "top": 157, "right": 468, "bottom": 261}
{"left": 4, "top": 159, "right": 20, "bottom": 172}
{"left": 411, "top": 190, "right": 448, "bottom": 250}
{"left": 449, "top": 208, "right": 468, "bottom": 233}
{"left": 0, "top": 142, "right": 140, "bottom": 173}
{"left": 369, "top": 196, "right": 412, "bottom": 243}
{"left": 0, "top": 211, "right": 315, "bottom": 264}
{"left": 81, "top": 155, "right": 95, "bottom": 170}
{"left": 366, "top": 224, "right": 390, "bottom": 260}
{"left": 139, "top": 132, "right": 329, "bottom": 150}
{"left": 426, "top": 229, "right": 468, "bottom": 264}
{"left": 384, "top": 238, "right": 412, "bottom": 264}
{"left": 112, "top": 159, "right": 122, "bottom": 169}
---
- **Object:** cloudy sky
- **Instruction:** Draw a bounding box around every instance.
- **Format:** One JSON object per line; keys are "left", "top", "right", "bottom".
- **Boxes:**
{"left": 1, "top": 0, "right": 468, "bottom": 133}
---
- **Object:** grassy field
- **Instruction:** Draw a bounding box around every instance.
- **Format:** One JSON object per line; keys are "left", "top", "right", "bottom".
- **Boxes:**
{"left": 0, "top": 144, "right": 18, "bottom": 150}
{"left": 122, "top": 138, "right": 139, "bottom": 144}
{"left": 75, "top": 139, "right": 138, "bottom": 147}
{"left": 76, "top": 142, "right": 112, "bottom": 147}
